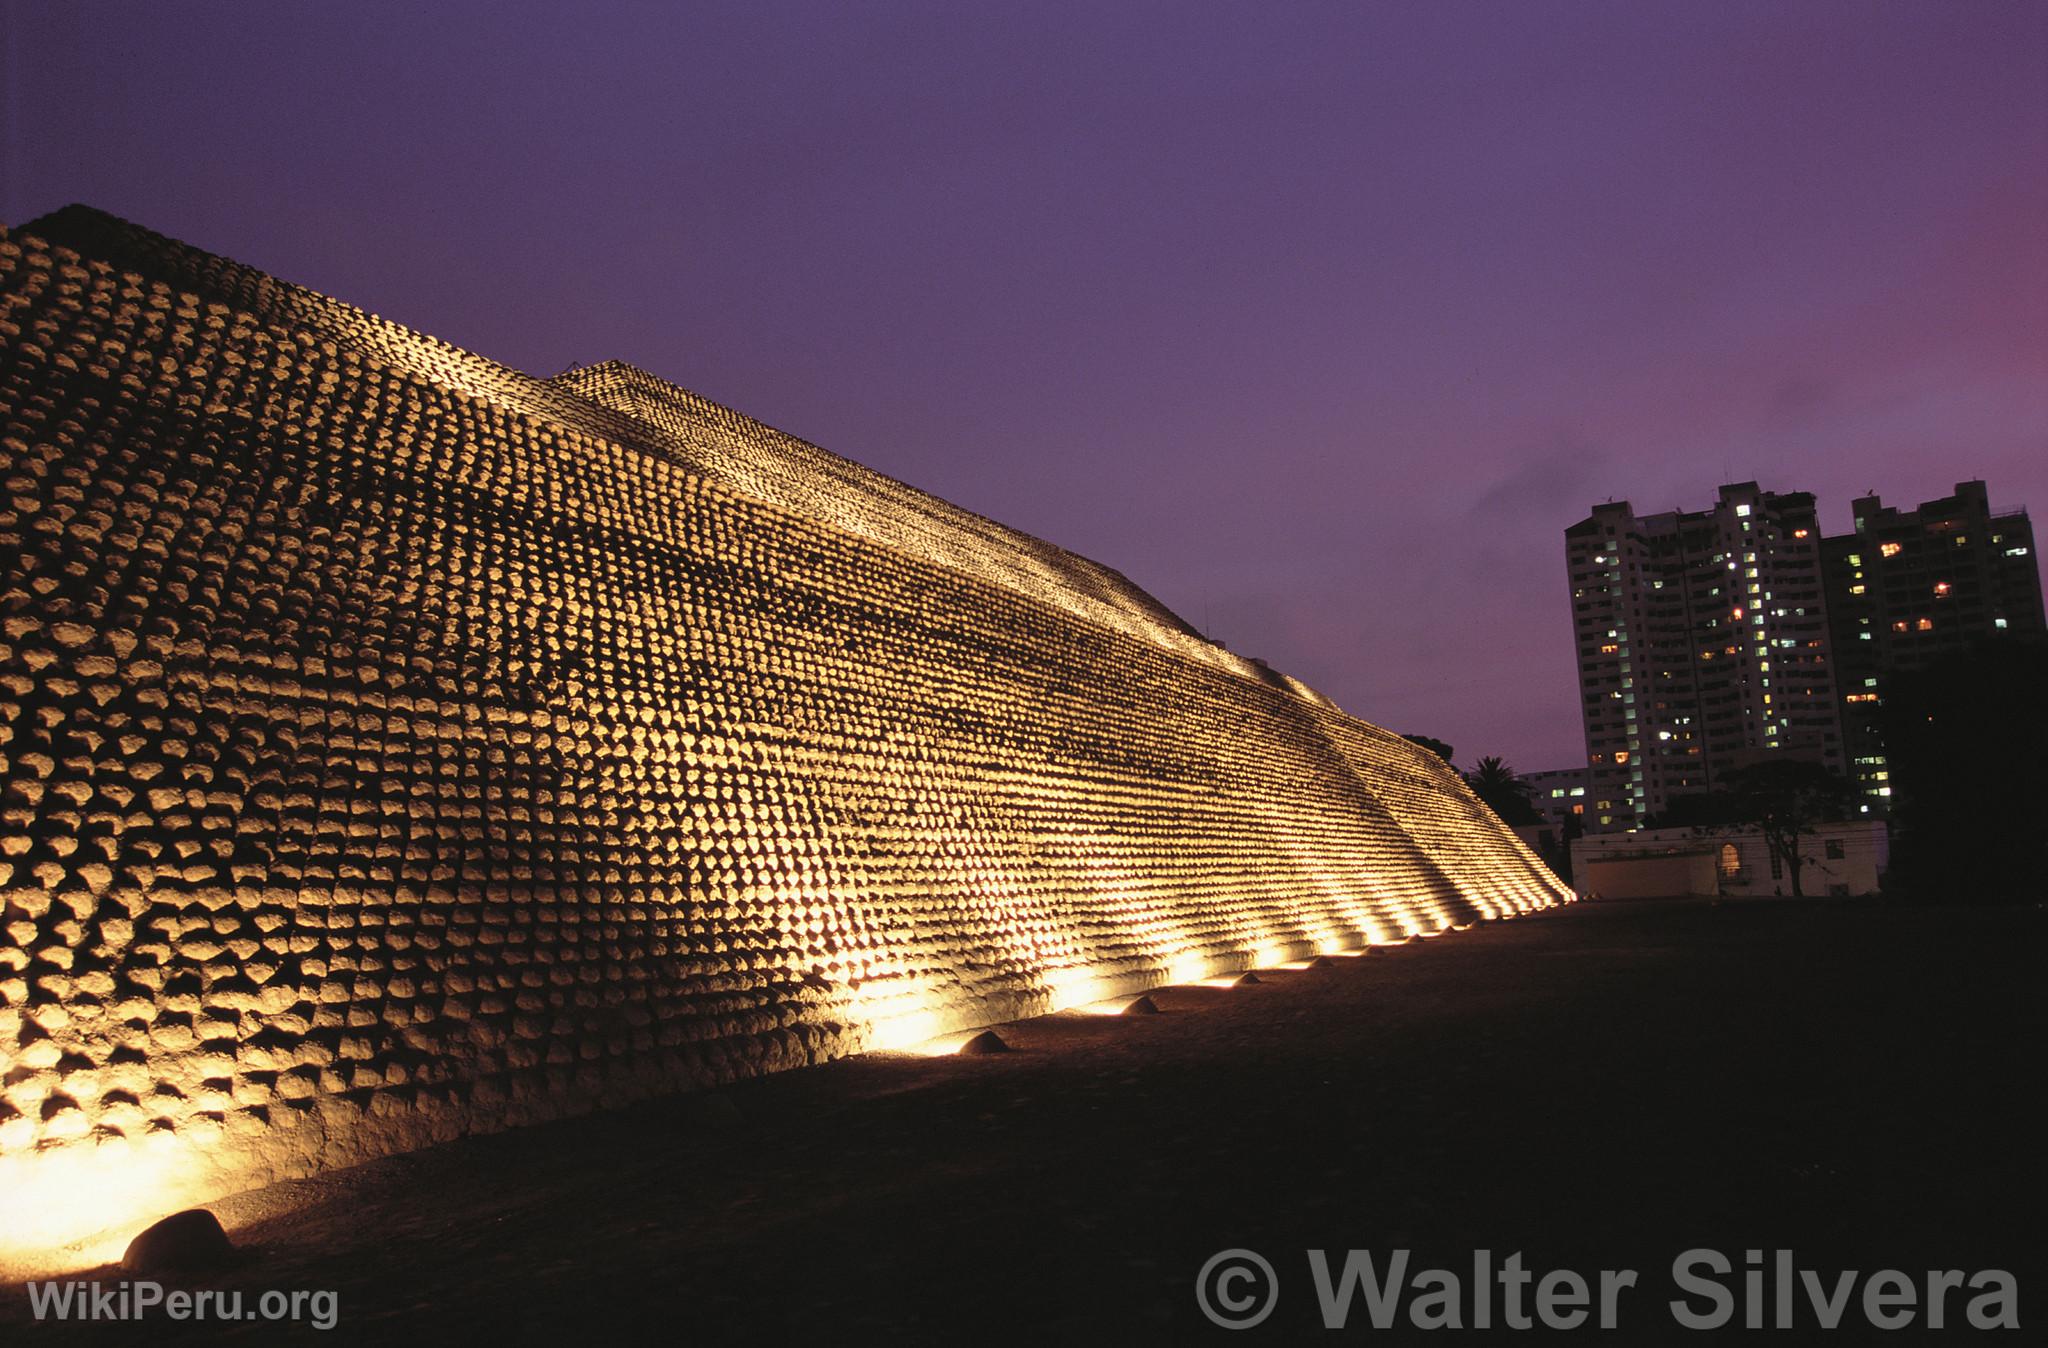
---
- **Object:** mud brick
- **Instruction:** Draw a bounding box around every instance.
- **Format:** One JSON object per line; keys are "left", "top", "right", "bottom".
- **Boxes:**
{"left": 0, "top": 206, "right": 1566, "bottom": 1235}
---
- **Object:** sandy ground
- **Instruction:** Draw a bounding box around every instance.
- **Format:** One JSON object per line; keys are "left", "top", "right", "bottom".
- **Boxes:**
{"left": 4, "top": 897, "right": 2042, "bottom": 1344}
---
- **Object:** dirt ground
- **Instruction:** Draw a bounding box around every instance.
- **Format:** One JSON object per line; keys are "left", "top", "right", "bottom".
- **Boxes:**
{"left": 6, "top": 896, "right": 2042, "bottom": 1344}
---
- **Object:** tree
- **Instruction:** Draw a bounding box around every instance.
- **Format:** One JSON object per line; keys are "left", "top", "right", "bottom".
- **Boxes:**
{"left": 1464, "top": 755, "right": 1543, "bottom": 826}
{"left": 1401, "top": 733, "right": 1456, "bottom": 764}
{"left": 1556, "top": 809, "right": 1585, "bottom": 881}
{"left": 1717, "top": 760, "right": 1857, "bottom": 899}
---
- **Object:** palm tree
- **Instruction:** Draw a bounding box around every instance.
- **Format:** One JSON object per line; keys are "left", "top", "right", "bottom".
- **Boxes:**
{"left": 1465, "top": 756, "right": 1541, "bottom": 825}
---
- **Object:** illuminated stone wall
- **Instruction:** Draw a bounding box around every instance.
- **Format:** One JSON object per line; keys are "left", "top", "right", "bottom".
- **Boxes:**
{"left": 0, "top": 208, "right": 1568, "bottom": 1270}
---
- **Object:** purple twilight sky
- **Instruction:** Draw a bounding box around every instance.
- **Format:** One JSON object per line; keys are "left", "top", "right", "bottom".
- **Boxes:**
{"left": 4, "top": 1, "right": 2043, "bottom": 773}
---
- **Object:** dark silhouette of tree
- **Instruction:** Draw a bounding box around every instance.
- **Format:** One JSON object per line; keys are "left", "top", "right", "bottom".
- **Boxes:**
{"left": 1716, "top": 760, "right": 1857, "bottom": 898}
{"left": 1464, "top": 755, "right": 1543, "bottom": 826}
{"left": 1401, "top": 733, "right": 1456, "bottom": 764}
{"left": 1556, "top": 810, "right": 1585, "bottom": 881}
{"left": 1881, "top": 637, "right": 2048, "bottom": 903}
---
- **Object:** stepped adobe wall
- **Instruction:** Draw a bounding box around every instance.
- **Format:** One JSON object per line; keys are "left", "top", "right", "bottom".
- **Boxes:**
{"left": 22, "top": 206, "right": 1246, "bottom": 682}
{"left": 0, "top": 208, "right": 1567, "bottom": 1270}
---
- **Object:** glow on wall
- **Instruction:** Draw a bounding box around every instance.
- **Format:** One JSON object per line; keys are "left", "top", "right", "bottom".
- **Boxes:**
{"left": 0, "top": 207, "right": 1569, "bottom": 1274}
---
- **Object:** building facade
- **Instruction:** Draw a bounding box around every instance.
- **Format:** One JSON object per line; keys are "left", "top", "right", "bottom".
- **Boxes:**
{"left": 1570, "top": 820, "right": 1889, "bottom": 899}
{"left": 1522, "top": 765, "right": 1591, "bottom": 835}
{"left": 1821, "top": 481, "right": 2046, "bottom": 807}
{"left": 1565, "top": 484, "right": 1843, "bottom": 831}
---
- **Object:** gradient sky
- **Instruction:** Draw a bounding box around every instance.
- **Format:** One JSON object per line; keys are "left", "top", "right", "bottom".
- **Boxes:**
{"left": 4, "top": 1, "right": 2043, "bottom": 772}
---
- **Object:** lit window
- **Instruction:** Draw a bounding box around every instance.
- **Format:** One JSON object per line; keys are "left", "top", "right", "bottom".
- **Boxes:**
{"left": 1880, "top": 542, "right": 1903, "bottom": 558}
{"left": 1892, "top": 621, "right": 1908, "bottom": 633}
{"left": 2008, "top": 546, "right": 2031, "bottom": 558}
{"left": 1793, "top": 528, "right": 1810, "bottom": 539}
{"left": 1996, "top": 618, "right": 2009, "bottom": 629}
{"left": 1848, "top": 584, "right": 1865, "bottom": 595}
{"left": 1614, "top": 751, "right": 1630, "bottom": 765}
{"left": 1916, "top": 617, "right": 1933, "bottom": 631}
{"left": 1933, "top": 581, "right": 1951, "bottom": 597}
{"left": 1736, "top": 504, "right": 1752, "bottom": 517}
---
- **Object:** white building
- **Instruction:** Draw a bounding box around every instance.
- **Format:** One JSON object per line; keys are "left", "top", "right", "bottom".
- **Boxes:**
{"left": 1570, "top": 820, "right": 1887, "bottom": 899}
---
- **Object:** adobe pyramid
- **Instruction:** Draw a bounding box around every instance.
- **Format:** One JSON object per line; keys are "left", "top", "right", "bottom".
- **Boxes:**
{"left": 0, "top": 208, "right": 1567, "bottom": 1268}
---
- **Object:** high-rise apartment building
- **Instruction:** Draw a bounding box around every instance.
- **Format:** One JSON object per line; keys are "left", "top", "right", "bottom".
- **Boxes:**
{"left": 1565, "top": 484, "right": 1842, "bottom": 831}
{"left": 1822, "top": 481, "right": 2046, "bottom": 806}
